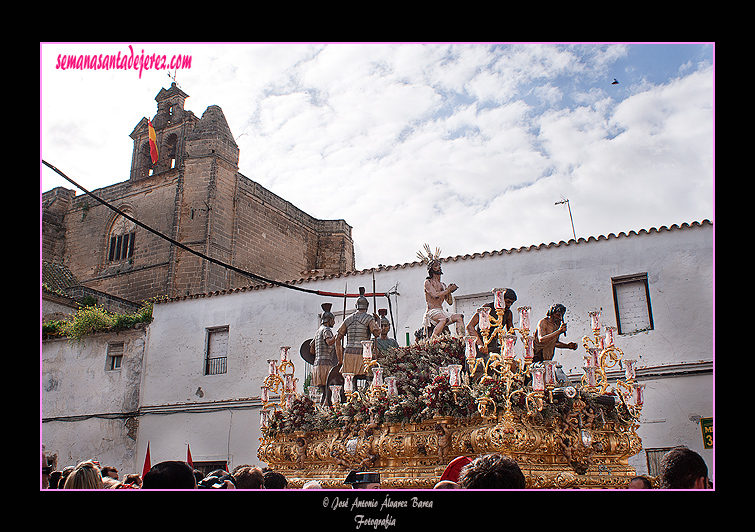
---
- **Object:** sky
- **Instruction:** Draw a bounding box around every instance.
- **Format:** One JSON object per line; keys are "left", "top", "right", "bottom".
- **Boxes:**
{"left": 40, "top": 43, "right": 714, "bottom": 271}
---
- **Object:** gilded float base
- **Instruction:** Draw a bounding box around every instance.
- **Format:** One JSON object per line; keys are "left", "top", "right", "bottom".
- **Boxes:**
{"left": 258, "top": 413, "right": 642, "bottom": 489}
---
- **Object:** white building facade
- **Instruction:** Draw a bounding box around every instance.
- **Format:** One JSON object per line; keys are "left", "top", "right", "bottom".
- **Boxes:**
{"left": 42, "top": 220, "right": 713, "bottom": 481}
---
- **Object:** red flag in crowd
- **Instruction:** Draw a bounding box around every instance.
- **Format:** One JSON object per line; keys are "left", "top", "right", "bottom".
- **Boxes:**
{"left": 142, "top": 442, "right": 151, "bottom": 478}
{"left": 187, "top": 444, "right": 193, "bottom": 468}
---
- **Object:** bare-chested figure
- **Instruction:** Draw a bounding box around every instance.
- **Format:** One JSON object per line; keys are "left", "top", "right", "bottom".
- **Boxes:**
{"left": 533, "top": 303, "right": 578, "bottom": 362}
{"left": 423, "top": 259, "right": 464, "bottom": 337}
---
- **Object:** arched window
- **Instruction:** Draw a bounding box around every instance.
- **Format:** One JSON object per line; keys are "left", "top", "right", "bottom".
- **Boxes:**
{"left": 108, "top": 214, "right": 136, "bottom": 262}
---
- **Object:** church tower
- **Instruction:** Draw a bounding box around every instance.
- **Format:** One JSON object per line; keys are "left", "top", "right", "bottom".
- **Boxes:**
{"left": 129, "top": 82, "right": 198, "bottom": 181}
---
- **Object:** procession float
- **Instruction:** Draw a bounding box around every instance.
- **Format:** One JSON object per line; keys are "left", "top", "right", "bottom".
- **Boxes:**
{"left": 256, "top": 285, "right": 646, "bottom": 489}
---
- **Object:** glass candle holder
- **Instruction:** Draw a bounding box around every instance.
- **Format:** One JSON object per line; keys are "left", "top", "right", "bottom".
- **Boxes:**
{"left": 343, "top": 373, "right": 355, "bottom": 394}
{"left": 260, "top": 409, "right": 269, "bottom": 428}
{"left": 372, "top": 367, "right": 384, "bottom": 388}
{"left": 532, "top": 365, "right": 545, "bottom": 391}
{"left": 585, "top": 348, "right": 600, "bottom": 368}
{"left": 589, "top": 311, "right": 601, "bottom": 332}
{"left": 605, "top": 326, "right": 617, "bottom": 347}
{"left": 583, "top": 365, "right": 597, "bottom": 388}
{"left": 503, "top": 334, "right": 516, "bottom": 359}
{"left": 261, "top": 385, "right": 270, "bottom": 403}
{"left": 518, "top": 306, "right": 531, "bottom": 331}
{"left": 524, "top": 336, "right": 534, "bottom": 361}
{"left": 464, "top": 335, "right": 478, "bottom": 363}
{"left": 448, "top": 364, "right": 462, "bottom": 387}
{"left": 632, "top": 383, "right": 645, "bottom": 406}
{"left": 267, "top": 359, "right": 278, "bottom": 376}
{"left": 624, "top": 359, "right": 637, "bottom": 381}
{"left": 385, "top": 376, "right": 398, "bottom": 396}
{"left": 284, "top": 374, "right": 295, "bottom": 393}
{"left": 285, "top": 393, "right": 294, "bottom": 410}
{"left": 477, "top": 306, "right": 491, "bottom": 331}
{"left": 544, "top": 360, "right": 557, "bottom": 387}
{"left": 330, "top": 385, "right": 342, "bottom": 405}
{"left": 280, "top": 346, "right": 291, "bottom": 363}
{"left": 492, "top": 288, "right": 505, "bottom": 310}
{"left": 361, "top": 340, "right": 374, "bottom": 361}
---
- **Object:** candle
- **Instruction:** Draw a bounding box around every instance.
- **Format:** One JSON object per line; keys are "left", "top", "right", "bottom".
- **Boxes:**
{"left": 385, "top": 376, "right": 398, "bottom": 396}
{"left": 624, "top": 359, "right": 637, "bottom": 381}
{"left": 524, "top": 336, "right": 534, "bottom": 360}
{"left": 267, "top": 359, "right": 278, "bottom": 376}
{"left": 492, "top": 288, "right": 505, "bottom": 310}
{"left": 518, "top": 306, "right": 531, "bottom": 331}
{"left": 372, "top": 367, "right": 384, "bottom": 388}
{"left": 503, "top": 334, "right": 516, "bottom": 359}
{"left": 361, "top": 340, "right": 374, "bottom": 361}
{"left": 343, "top": 373, "right": 355, "bottom": 394}
{"left": 330, "top": 385, "right": 342, "bottom": 405}
{"left": 477, "top": 306, "right": 491, "bottom": 331}
{"left": 448, "top": 364, "right": 462, "bottom": 387}
{"left": 532, "top": 365, "right": 545, "bottom": 391}
{"left": 464, "top": 335, "right": 478, "bottom": 363}
{"left": 280, "top": 346, "right": 291, "bottom": 362}
{"left": 589, "top": 311, "right": 601, "bottom": 332}
{"left": 605, "top": 326, "right": 616, "bottom": 346}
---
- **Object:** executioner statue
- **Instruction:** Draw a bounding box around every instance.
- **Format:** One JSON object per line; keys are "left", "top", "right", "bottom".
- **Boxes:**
{"left": 308, "top": 303, "right": 338, "bottom": 405}
{"left": 335, "top": 287, "right": 380, "bottom": 388}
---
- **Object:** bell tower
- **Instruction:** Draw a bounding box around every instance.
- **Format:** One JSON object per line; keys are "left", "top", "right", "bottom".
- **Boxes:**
{"left": 129, "top": 82, "right": 197, "bottom": 181}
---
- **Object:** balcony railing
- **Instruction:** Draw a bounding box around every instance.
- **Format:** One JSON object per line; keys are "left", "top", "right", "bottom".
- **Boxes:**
{"left": 205, "top": 357, "right": 227, "bottom": 375}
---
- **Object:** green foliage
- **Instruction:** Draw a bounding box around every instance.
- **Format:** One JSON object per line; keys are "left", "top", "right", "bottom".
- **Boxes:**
{"left": 42, "top": 301, "right": 154, "bottom": 341}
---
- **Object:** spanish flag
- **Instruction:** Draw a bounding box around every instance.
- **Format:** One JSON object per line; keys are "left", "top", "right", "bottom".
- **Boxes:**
{"left": 148, "top": 119, "right": 159, "bottom": 164}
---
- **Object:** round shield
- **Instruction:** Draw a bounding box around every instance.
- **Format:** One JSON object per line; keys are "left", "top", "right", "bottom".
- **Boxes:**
{"left": 300, "top": 339, "right": 315, "bottom": 365}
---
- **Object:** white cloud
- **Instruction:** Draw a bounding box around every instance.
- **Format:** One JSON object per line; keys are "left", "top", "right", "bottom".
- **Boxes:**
{"left": 41, "top": 43, "right": 714, "bottom": 272}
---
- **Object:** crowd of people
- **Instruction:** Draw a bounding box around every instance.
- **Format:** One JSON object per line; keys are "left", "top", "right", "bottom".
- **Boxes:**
{"left": 41, "top": 445, "right": 711, "bottom": 490}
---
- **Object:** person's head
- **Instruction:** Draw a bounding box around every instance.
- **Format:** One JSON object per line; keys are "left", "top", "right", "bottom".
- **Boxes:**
{"left": 345, "top": 471, "right": 380, "bottom": 489}
{"left": 356, "top": 287, "right": 369, "bottom": 311}
{"left": 263, "top": 470, "right": 288, "bottom": 489}
{"left": 321, "top": 303, "right": 335, "bottom": 327}
{"left": 232, "top": 466, "right": 265, "bottom": 489}
{"left": 63, "top": 460, "right": 104, "bottom": 489}
{"left": 427, "top": 259, "right": 442, "bottom": 279}
{"left": 123, "top": 473, "right": 142, "bottom": 488}
{"left": 101, "top": 466, "right": 119, "bottom": 479}
{"left": 503, "top": 288, "right": 517, "bottom": 309}
{"left": 659, "top": 446, "right": 710, "bottom": 489}
{"left": 627, "top": 476, "right": 652, "bottom": 489}
{"left": 458, "top": 453, "right": 526, "bottom": 489}
{"left": 433, "top": 480, "right": 460, "bottom": 489}
{"left": 547, "top": 303, "right": 566, "bottom": 322}
{"left": 142, "top": 460, "right": 197, "bottom": 489}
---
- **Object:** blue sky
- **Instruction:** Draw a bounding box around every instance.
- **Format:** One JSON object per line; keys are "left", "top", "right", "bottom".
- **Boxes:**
{"left": 40, "top": 43, "right": 714, "bottom": 272}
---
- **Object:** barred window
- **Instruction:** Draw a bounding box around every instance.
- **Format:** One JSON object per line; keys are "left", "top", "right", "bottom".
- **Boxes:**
{"left": 205, "top": 326, "right": 229, "bottom": 375}
{"left": 108, "top": 215, "right": 136, "bottom": 262}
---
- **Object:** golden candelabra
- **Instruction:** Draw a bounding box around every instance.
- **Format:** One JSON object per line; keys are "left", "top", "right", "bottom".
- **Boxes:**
{"left": 260, "top": 346, "right": 298, "bottom": 428}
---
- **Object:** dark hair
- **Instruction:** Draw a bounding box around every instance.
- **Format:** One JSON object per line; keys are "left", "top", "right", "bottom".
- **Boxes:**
{"left": 659, "top": 446, "right": 708, "bottom": 489}
{"left": 263, "top": 470, "right": 289, "bottom": 489}
{"left": 142, "top": 461, "right": 196, "bottom": 489}
{"left": 630, "top": 476, "right": 652, "bottom": 488}
{"left": 547, "top": 303, "right": 566, "bottom": 317}
{"left": 458, "top": 453, "right": 526, "bottom": 489}
{"left": 232, "top": 466, "right": 265, "bottom": 489}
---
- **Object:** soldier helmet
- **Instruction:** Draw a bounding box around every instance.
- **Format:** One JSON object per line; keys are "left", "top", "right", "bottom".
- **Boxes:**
{"left": 356, "top": 287, "right": 369, "bottom": 310}
{"left": 321, "top": 303, "right": 335, "bottom": 324}
{"left": 378, "top": 308, "right": 390, "bottom": 327}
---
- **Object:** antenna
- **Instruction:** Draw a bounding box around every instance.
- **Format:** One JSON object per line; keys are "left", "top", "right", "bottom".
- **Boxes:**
{"left": 555, "top": 198, "right": 577, "bottom": 241}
